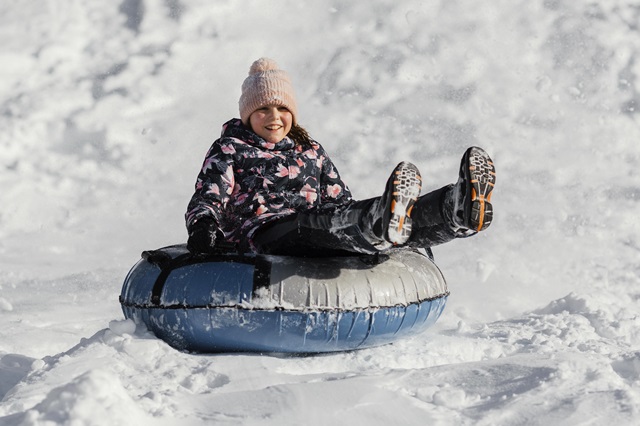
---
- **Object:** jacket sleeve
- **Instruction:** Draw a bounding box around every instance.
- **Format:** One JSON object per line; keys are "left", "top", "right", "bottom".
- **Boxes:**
{"left": 317, "top": 145, "right": 353, "bottom": 208}
{"left": 185, "top": 139, "right": 236, "bottom": 230}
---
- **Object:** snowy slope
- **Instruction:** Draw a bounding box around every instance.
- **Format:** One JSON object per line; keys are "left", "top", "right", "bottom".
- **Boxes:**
{"left": 1, "top": 1, "right": 639, "bottom": 425}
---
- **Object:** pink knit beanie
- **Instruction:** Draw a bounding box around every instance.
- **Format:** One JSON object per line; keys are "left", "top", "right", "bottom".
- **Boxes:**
{"left": 239, "top": 58, "right": 298, "bottom": 125}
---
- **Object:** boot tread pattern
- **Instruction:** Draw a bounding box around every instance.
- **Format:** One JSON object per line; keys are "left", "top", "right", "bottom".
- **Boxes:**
{"left": 467, "top": 148, "right": 496, "bottom": 232}
{"left": 387, "top": 162, "right": 422, "bottom": 245}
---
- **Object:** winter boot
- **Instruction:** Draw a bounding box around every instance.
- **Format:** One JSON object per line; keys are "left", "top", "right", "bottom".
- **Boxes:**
{"left": 445, "top": 146, "right": 496, "bottom": 233}
{"left": 372, "top": 161, "right": 422, "bottom": 245}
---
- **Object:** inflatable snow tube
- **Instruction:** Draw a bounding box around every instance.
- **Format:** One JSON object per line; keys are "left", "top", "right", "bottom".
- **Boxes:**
{"left": 119, "top": 244, "right": 449, "bottom": 353}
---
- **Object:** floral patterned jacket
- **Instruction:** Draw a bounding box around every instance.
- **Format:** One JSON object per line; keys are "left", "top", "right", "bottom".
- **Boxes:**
{"left": 185, "top": 118, "right": 353, "bottom": 249}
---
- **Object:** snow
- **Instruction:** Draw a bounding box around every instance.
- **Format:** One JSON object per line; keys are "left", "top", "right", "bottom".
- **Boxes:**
{"left": 1, "top": 0, "right": 639, "bottom": 424}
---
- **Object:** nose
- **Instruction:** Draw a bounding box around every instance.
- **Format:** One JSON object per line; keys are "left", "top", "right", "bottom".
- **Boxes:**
{"left": 268, "top": 107, "right": 281, "bottom": 121}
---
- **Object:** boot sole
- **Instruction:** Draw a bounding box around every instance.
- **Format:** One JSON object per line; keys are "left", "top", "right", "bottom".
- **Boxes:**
{"left": 464, "top": 147, "right": 496, "bottom": 232}
{"left": 386, "top": 162, "right": 422, "bottom": 245}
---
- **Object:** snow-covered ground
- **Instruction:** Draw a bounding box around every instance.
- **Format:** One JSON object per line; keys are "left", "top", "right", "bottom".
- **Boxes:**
{"left": 1, "top": 1, "right": 639, "bottom": 424}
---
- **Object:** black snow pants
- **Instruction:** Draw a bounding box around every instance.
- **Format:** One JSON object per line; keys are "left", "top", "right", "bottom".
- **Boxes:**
{"left": 252, "top": 185, "right": 458, "bottom": 257}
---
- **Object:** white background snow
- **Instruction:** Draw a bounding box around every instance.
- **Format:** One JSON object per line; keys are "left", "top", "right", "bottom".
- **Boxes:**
{"left": 1, "top": 0, "right": 639, "bottom": 424}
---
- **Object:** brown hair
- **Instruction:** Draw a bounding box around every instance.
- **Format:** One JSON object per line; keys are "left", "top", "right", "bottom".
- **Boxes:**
{"left": 288, "top": 123, "right": 314, "bottom": 149}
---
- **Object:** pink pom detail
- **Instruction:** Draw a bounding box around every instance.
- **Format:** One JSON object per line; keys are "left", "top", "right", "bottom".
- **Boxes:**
{"left": 249, "top": 58, "right": 279, "bottom": 75}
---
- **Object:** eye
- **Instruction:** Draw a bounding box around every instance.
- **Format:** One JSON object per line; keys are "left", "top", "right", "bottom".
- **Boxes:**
{"left": 277, "top": 106, "right": 290, "bottom": 112}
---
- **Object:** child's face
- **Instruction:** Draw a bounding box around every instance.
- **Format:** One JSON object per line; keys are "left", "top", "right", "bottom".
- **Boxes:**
{"left": 249, "top": 105, "right": 293, "bottom": 144}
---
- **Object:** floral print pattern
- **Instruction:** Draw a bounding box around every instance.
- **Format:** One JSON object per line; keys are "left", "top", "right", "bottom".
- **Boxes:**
{"left": 186, "top": 119, "right": 352, "bottom": 248}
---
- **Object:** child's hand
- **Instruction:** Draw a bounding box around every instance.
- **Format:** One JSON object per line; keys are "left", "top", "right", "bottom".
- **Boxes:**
{"left": 187, "top": 218, "right": 218, "bottom": 253}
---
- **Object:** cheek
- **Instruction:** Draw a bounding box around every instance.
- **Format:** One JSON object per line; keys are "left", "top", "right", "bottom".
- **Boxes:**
{"left": 249, "top": 114, "right": 261, "bottom": 128}
{"left": 283, "top": 113, "right": 293, "bottom": 129}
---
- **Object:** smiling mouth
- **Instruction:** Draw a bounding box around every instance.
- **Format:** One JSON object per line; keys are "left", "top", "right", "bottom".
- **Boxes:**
{"left": 265, "top": 125, "right": 282, "bottom": 131}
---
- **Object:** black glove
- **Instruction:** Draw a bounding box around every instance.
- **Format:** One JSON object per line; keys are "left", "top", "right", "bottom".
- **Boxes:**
{"left": 187, "top": 218, "right": 219, "bottom": 254}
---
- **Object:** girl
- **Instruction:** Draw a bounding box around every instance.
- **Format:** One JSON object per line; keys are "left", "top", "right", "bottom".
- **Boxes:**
{"left": 186, "top": 58, "right": 495, "bottom": 256}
